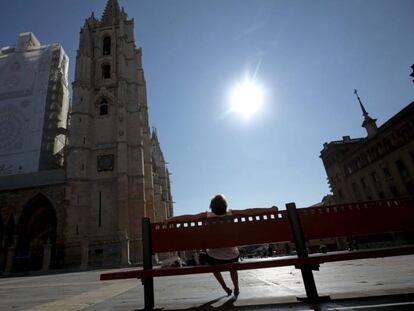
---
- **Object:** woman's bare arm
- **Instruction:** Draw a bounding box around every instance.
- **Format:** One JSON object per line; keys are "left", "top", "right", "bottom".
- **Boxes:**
{"left": 165, "top": 207, "right": 277, "bottom": 222}
{"left": 231, "top": 207, "right": 278, "bottom": 217}
{"left": 165, "top": 212, "right": 207, "bottom": 223}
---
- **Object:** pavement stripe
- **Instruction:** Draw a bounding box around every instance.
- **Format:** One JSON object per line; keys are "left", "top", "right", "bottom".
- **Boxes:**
{"left": 21, "top": 281, "right": 137, "bottom": 311}
{"left": 328, "top": 301, "right": 414, "bottom": 310}
{"left": 0, "top": 281, "right": 102, "bottom": 289}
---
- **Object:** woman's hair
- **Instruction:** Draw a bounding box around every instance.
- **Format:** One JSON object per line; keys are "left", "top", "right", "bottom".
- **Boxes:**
{"left": 209, "top": 194, "right": 228, "bottom": 215}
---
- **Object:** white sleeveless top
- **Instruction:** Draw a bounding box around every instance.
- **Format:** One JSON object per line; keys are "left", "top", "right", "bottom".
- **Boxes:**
{"left": 206, "top": 210, "right": 240, "bottom": 260}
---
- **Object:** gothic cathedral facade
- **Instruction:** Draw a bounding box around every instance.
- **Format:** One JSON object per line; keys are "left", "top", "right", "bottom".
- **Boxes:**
{"left": 66, "top": 0, "right": 173, "bottom": 266}
{"left": 0, "top": 0, "right": 173, "bottom": 273}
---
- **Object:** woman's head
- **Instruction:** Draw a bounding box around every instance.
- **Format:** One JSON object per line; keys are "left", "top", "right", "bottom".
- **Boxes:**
{"left": 209, "top": 194, "right": 228, "bottom": 215}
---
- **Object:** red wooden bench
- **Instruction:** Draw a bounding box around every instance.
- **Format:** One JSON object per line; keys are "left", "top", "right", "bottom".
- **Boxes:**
{"left": 100, "top": 199, "right": 414, "bottom": 309}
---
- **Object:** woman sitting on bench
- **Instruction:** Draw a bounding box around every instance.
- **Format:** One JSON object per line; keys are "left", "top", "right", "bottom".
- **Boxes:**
{"left": 168, "top": 194, "right": 277, "bottom": 297}
{"left": 205, "top": 194, "right": 240, "bottom": 296}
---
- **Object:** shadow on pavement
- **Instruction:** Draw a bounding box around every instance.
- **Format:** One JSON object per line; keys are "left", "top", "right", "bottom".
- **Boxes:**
{"left": 163, "top": 293, "right": 414, "bottom": 311}
{"left": 193, "top": 295, "right": 237, "bottom": 309}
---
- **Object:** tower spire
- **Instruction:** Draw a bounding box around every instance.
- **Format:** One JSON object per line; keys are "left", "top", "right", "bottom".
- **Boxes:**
{"left": 151, "top": 127, "right": 158, "bottom": 141}
{"left": 101, "top": 0, "right": 121, "bottom": 25}
{"left": 354, "top": 89, "right": 378, "bottom": 138}
{"left": 354, "top": 89, "right": 369, "bottom": 117}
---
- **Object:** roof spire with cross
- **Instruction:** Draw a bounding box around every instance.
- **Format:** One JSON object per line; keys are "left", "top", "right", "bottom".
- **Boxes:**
{"left": 354, "top": 89, "right": 378, "bottom": 138}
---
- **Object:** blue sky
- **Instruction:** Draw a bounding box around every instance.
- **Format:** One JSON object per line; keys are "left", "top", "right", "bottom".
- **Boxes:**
{"left": 1, "top": 0, "right": 413, "bottom": 214}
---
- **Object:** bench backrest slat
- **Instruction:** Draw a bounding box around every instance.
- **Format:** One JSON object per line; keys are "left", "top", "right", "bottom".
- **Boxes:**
{"left": 150, "top": 198, "right": 414, "bottom": 254}
{"left": 152, "top": 211, "right": 292, "bottom": 253}
{"left": 300, "top": 199, "right": 414, "bottom": 240}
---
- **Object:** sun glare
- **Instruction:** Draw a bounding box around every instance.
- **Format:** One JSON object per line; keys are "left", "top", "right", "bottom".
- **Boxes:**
{"left": 230, "top": 78, "right": 265, "bottom": 120}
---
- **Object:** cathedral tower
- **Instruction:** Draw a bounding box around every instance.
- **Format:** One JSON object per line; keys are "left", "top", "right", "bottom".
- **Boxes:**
{"left": 66, "top": 0, "right": 159, "bottom": 265}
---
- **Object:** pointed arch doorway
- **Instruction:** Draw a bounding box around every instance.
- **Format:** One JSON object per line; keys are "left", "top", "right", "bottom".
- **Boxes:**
{"left": 15, "top": 194, "right": 57, "bottom": 271}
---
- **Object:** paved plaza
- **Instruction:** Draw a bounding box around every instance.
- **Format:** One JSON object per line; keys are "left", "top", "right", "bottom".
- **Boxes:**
{"left": 0, "top": 255, "right": 414, "bottom": 310}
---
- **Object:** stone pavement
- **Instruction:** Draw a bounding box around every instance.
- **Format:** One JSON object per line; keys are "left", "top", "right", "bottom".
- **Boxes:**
{"left": 0, "top": 255, "right": 413, "bottom": 310}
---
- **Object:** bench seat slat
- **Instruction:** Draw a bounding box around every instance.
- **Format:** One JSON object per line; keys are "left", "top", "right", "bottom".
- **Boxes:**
{"left": 100, "top": 244, "right": 414, "bottom": 281}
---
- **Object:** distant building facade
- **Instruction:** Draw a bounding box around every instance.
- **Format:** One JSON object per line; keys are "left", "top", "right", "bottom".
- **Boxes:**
{"left": 320, "top": 94, "right": 414, "bottom": 204}
{"left": 0, "top": 0, "right": 173, "bottom": 273}
{"left": 0, "top": 32, "right": 69, "bottom": 176}
{"left": 0, "top": 32, "right": 70, "bottom": 272}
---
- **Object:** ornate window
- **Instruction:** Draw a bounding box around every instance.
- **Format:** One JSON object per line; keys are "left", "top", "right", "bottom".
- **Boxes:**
{"left": 103, "top": 36, "right": 111, "bottom": 56}
{"left": 100, "top": 98, "right": 108, "bottom": 115}
{"left": 102, "top": 63, "right": 111, "bottom": 79}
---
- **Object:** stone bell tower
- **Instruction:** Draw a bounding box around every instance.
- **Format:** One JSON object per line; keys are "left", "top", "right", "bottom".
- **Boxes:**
{"left": 66, "top": 0, "right": 156, "bottom": 266}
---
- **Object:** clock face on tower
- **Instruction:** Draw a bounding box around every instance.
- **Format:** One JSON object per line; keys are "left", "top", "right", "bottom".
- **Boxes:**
{"left": 97, "top": 154, "right": 114, "bottom": 171}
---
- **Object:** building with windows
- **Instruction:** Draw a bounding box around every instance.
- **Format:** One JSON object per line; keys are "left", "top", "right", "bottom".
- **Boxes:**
{"left": 0, "top": 32, "right": 69, "bottom": 178}
{"left": 0, "top": 32, "right": 69, "bottom": 273}
{"left": 320, "top": 92, "right": 414, "bottom": 204}
{"left": 0, "top": 0, "right": 173, "bottom": 273}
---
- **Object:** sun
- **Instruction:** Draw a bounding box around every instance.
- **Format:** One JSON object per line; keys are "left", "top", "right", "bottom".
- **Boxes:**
{"left": 229, "top": 77, "right": 265, "bottom": 120}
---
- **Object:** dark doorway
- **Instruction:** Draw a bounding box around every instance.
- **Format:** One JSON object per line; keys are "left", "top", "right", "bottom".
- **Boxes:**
{"left": 15, "top": 194, "right": 57, "bottom": 271}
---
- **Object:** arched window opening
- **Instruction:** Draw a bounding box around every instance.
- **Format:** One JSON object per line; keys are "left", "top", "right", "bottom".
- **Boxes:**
{"left": 103, "top": 36, "right": 111, "bottom": 56}
{"left": 102, "top": 63, "right": 111, "bottom": 79}
{"left": 100, "top": 98, "right": 108, "bottom": 115}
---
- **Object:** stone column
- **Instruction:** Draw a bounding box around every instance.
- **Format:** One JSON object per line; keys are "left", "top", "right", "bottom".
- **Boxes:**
{"left": 121, "top": 234, "right": 131, "bottom": 266}
{"left": 4, "top": 235, "right": 17, "bottom": 275}
{"left": 80, "top": 238, "right": 89, "bottom": 270}
{"left": 4, "top": 246, "right": 15, "bottom": 275}
{"left": 41, "top": 241, "right": 52, "bottom": 273}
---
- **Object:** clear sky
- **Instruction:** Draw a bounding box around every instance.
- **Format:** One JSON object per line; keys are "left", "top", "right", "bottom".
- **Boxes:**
{"left": 1, "top": 0, "right": 413, "bottom": 214}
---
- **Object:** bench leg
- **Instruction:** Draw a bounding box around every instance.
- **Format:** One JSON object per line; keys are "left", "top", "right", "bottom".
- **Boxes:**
{"left": 299, "top": 267, "right": 319, "bottom": 301}
{"left": 287, "top": 203, "right": 330, "bottom": 303}
{"left": 143, "top": 278, "right": 154, "bottom": 310}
